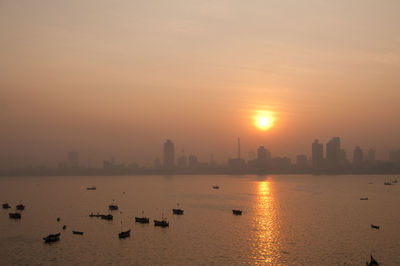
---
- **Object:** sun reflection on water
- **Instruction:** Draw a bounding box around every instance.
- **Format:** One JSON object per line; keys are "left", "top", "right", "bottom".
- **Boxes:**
{"left": 250, "top": 180, "right": 282, "bottom": 265}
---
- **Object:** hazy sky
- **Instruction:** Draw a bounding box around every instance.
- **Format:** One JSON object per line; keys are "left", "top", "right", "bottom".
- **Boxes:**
{"left": 1, "top": 0, "right": 400, "bottom": 167}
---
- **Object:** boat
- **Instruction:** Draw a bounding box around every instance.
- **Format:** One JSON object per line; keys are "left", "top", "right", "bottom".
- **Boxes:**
{"left": 57, "top": 217, "right": 60, "bottom": 222}
{"left": 392, "top": 180, "right": 398, "bottom": 184}
{"left": 43, "top": 233, "right": 60, "bottom": 243}
{"left": 118, "top": 229, "right": 131, "bottom": 239}
{"left": 72, "top": 231, "right": 84, "bottom": 235}
{"left": 135, "top": 217, "right": 150, "bottom": 224}
{"left": 172, "top": 208, "right": 184, "bottom": 215}
{"left": 366, "top": 254, "right": 379, "bottom": 265}
{"left": 2, "top": 203, "right": 11, "bottom": 209}
{"left": 108, "top": 205, "right": 119, "bottom": 211}
{"left": 101, "top": 214, "right": 113, "bottom": 220}
{"left": 154, "top": 219, "right": 169, "bottom": 227}
{"left": 89, "top": 212, "right": 102, "bottom": 217}
{"left": 9, "top": 213, "right": 21, "bottom": 219}
{"left": 212, "top": 186, "right": 220, "bottom": 189}
{"left": 384, "top": 182, "right": 392, "bottom": 186}
{"left": 360, "top": 197, "right": 369, "bottom": 200}
{"left": 232, "top": 209, "right": 242, "bottom": 215}
{"left": 16, "top": 204, "right": 25, "bottom": 210}
{"left": 86, "top": 186, "right": 96, "bottom": 190}
{"left": 62, "top": 225, "right": 66, "bottom": 230}
{"left": 371, "top": 224, "right": 380, "bottom": 229}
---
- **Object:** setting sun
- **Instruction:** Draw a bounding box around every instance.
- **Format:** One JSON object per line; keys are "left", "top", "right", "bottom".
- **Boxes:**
{"left": 254, "top": 110, "right": 275, "bottom": 131}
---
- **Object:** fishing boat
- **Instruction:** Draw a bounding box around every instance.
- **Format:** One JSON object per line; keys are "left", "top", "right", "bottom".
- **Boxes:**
{"left": 108, "top": 205, "right": 119, "bottom": 211}
{"left": 384, "top": 181, "right": 392, "bottom": 186}
{"left": 135, "top": 217, "right": 150, "bottom": 223}
{"left": 43, "top": 233, "right": 60, "bottom": 243}
{"left": 370, "top": 224, "right": 380, "bottom": 229}
{"left": 212, "top": 186, "right": 220, "bottom": 189}
{"left": 16, "top": 204, "right": 25, "bottom": 210}
{"left": 366, "top": 254, "right": 379, "bottom": 265}
{"left": 9, "top": 213, "right": 21, "bottom": 219}
{"left": 86, "top": 186, "right": 96, "bottom": 190}
{"left": 232, "top": 209, "right": 242, "bottom": 215}
{"left": 101, "top": 214, "right": 113, "bottom": 220}
{"left": 118, "top": 229, "right": 131, "bottom": 239}
{"left": 172, "top": 208, "right": 184, "bottom": 215}
{"left": 154, "top": 219, "right": 169, "bottom": 227}
{"left": 72, "top": 231, "right": 84, "bottom": 235}
{"left": 360, "top": 197, "right": 369, "bottom": 200}
{"left": 2, "top": 203, "right": 11, "bottom": 209}
{"left": 62, "top": 225, "right": 67, "bottom": 230}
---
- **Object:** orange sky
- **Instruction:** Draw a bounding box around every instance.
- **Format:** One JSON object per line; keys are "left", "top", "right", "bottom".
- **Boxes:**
{"left": 1, "top": 0, "right": 400, "bottom": 167}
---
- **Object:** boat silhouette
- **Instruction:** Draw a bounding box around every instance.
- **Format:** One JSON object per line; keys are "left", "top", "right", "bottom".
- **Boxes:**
{"left": 232, "top": 209, "right": 242, "bottom": 215}
{"left": 9, "top": 213, "right": 21, "bottom": 219}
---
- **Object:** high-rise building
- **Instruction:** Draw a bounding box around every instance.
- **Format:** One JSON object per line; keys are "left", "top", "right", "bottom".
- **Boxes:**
{"left": 257, "top": 146, "right": 271, "bottom": 161}
{"left": 312, "top": 139, "right": 323, "bottom": 170}
{"left": 367, "top": 149, "right": 376, "bottom": 163}
{"left": 326, "top": 137, "right": 340, "bottom": 169}
{"left": 177, "top": 152, "right": 187, "bottom": 168}
{"left": 163, "top": 139, "right": 175, "bottom": 169}
{"left": 188, "top": 155, "right": 198, "bottom": 168}
{"left": 353, "top": 146, "right": 363, "bottom": 166}
{"left": 68, "top": 151, "right": 79, "bottom": 168}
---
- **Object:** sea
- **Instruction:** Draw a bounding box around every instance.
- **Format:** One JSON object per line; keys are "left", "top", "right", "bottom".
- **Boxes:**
{"left": 0, "top": 174, "right": 399, "bottom": 265}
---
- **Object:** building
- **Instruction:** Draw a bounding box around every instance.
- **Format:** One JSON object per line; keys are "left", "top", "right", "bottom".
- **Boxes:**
{"left": 312, "top": 139, "right": 323, "bottom": 170}
{"left": 353, "top": 146, "right": 363, "bottom": 166}
{"left": 367, "top": 149, "right": 376, "bottom": 163}
{"left": 68, "top": 151, "right": 79, "bottom": 168}
{"left": 163, "top": 139, "right": 175, "bottom": 169}
{"left": 296, "top": 154, "right": 308, "bottom": 168}
{"left": 177, "top": 151, "right": 187, "bottom": 168}
{"left": 326, "top": 137, "right": 341, "bottom": 169}
{"left": 389, "top": 150, "right": 400, "bottom": 162}
{"left": 188, "top": 155, "right": 198, "bottom": 169}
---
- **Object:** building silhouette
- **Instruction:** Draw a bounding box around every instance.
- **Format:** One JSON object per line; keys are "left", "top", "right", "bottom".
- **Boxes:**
{"left": 163, "top": 139, "right": 175, "bottom": 169}
{"left": 326, "top": 137, "right": 341, "bottom": 169}
{"left": 68, "top": 151, "right": 79, "bottom": 168}
{"left": 367, "top": 149, "right": 376, "bottom": 163}
{"left": 312, "top": 139, "right": 323, "bottom": 170}
{"left": 177, "top": 151, "right": 187, "bottom": 168}
{"left": 353, "top": 146, "right": 363, "bottom": 166}
{"left": 296, "top": 154, "right": 308, "bottom": 168}
{"left": 228, "top": 138, "right": 245, "bottom": 171}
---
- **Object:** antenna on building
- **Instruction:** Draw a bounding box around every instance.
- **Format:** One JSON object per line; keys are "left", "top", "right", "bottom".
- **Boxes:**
{"left": 238, "top": 137, "right": 241, "bottom": 159}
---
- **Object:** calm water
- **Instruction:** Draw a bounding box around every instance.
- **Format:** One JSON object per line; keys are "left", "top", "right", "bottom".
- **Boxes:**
{"left": 0, "top": 174, "right": 399, "bottom": 265}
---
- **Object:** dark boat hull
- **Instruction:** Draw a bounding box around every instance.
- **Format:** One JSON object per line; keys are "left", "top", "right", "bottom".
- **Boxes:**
{"left": 172, "top": 209, "right": 184, "bottom": 215}
{"left": 118, "top": 230, "right": 131, "bottom": 238}
{"left": 9, "top": 213, "right": 21, "bottom": 219}
{"left": 72, "top": 231, "right": 84, "bottom": 235}
{"left": 154, "top": 220, "right": 169, "bottom": 227}
{"left": 371, "top": 224, "right": 380, "bottom": 229}
{"left": 135, "top": 217, "right": 150, "bottom": 223}
{"left": 232, "top": 210, "right": 242, "bottom": 215}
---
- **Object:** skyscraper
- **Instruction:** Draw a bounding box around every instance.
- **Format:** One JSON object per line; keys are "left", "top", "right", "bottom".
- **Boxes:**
{"left": 367, "top": 149, "right": 376, "bottom": 163}
{"left": 312, "top": 139, "right": 323, "bottom": 170}
{"left": 163, "top": 139, "right": 175, "bottom": 169}
{"left": 326, "top": 137, "right": 341, "bottom": 169}
{"left": 353, "top": 146, "right": 363, "bottom": 166}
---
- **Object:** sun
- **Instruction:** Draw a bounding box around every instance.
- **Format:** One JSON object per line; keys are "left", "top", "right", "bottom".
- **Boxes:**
{"left": 254, "top": 110, "right": 275, "bottom": 131}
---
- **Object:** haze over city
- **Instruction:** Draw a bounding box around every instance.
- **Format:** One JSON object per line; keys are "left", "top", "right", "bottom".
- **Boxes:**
{"left": 1, "top": 0, "right": 400, "bottom": 169}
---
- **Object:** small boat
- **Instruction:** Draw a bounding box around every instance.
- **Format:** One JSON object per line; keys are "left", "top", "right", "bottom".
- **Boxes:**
{"left": 392, "top": 180, "right": 398, "bottom": 184}
{"left": 16, "top": 204, "right": 25, "bottom": 210}
{"left": 2, "top": 203, "right": 11, "bottom": 209}
{"left": 172, "top": 208, "right": 184, "bottom": 215}
{"left": 232, "top": 209, "right": 242, "bottom": 215}
{"left": 384, "top": 182, "right": 392, "bottom": 186}
{"left": 366, "top": 254, "right": 379, "bottom": 266}
{"left": 62, "top": 225, "right": 67, "bottom": 230}
{"left": 360, "top": 197, "right": 369, "bottom": 200}
{"left": 57, "top": 217, "right": 60, "bottom": 222}
{"left": 9, "top": 213, "right": 21, "bottom": 219}
{"left": 154, "top": 219, "right": 169, "bottom": 227}
{"left": 43, "top": 233, "right": 60, "bottom": 243}
{"left": 118, "top": 229, "right": 131, "bottom": 239}
{"left": 72, "top": 231, "right": 84, "bottom": 235}
{"left": 101, "top": 214, "right": 113, "bottom": 220}
{"left": 108, "top": 205, "right": 119, "bottom": 211}
{"left": 135, "top": 217, "right": 150, "bottom": 224}
{"left": 86, "top": 186, "right": 96, "bottom": 190}
{"left": 89, "top": 212, "right": 102, "bottom": 217}
{"left": 371, "top": 224, "right": 380, "bottom": 229}
{"left": 212, "top": 186, "right": 220, "bottom": 189}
